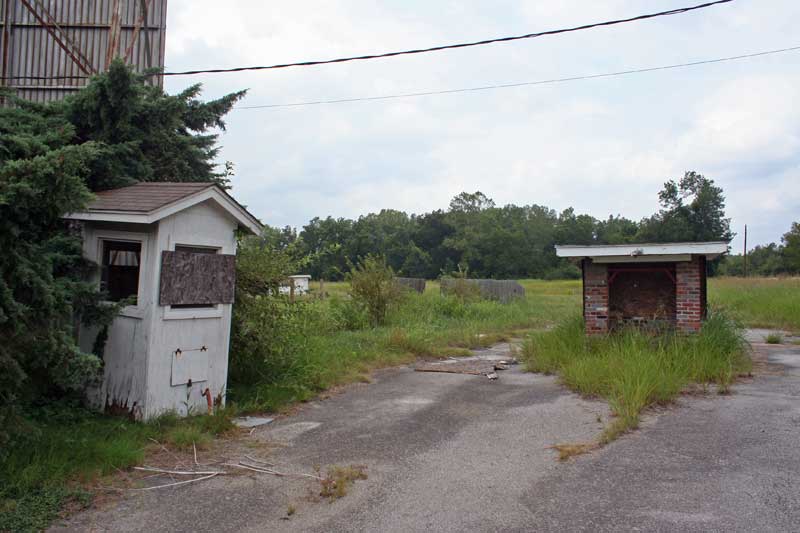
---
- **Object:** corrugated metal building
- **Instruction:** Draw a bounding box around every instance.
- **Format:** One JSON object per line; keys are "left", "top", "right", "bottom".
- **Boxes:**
{"left": 0, "top": 0, "right": 167, "bottom": 103}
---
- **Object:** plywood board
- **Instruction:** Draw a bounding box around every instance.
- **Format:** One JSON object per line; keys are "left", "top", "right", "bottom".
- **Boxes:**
{"left": 159, "top": 251, "right": 236, "bottom": 305}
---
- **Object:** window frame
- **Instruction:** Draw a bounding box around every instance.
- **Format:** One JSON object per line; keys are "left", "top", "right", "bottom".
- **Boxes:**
{"left": 101, "top": 240, "right": 142, "bottom": 303}
{"left": 94, "top": 230, "right": 149, "bottom": 319}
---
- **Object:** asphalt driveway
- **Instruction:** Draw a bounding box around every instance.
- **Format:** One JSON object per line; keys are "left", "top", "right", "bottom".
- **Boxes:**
{"left": 55, "top": 332, "right": 800, "bottom": 532}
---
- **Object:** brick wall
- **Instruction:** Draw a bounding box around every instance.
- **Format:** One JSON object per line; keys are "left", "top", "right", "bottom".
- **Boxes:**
{"left": 583, "top": 261, "right": 609, "bottom": 335}
{"left": 676, "top": 257, "right": 703, "bottom": 334}
{"left": 608, "top": 266, "right": 676, "bottom": 330}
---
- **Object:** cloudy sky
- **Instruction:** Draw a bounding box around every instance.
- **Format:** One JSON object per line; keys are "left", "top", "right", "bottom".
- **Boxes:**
{"left": 163, "top": 0, "right": 799, "bottom": 251}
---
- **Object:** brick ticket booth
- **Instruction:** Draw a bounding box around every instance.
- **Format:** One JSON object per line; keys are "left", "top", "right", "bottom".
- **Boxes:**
{"left": 555, "top": 242, "right": 728, "bottom": 335}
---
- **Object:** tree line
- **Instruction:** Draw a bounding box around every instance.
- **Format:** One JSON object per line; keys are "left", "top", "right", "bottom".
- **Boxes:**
{"left": 718, "top": 223, "right": 800, "bottom": 276}
{"left": 269, "top": 172, "right": 738, "bottom": 280}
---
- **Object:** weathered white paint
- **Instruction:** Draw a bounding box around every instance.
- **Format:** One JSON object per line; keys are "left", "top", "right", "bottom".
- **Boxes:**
{"left": 76, "top": 198, "right": 258, "bottom": 419}
{"left": 279, "top": 274, "right": 312, "bottom": 295}
{"left": 555, "top": 241, "right": 729, "bottom": 260}
{"left": 591, "top": 254, "right": 692, "bottom": 264}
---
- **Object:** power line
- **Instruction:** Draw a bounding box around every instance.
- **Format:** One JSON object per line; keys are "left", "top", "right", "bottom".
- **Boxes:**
{"left": 161, "top": 0, "right": 733, "bottom": 76}
{"left": 0, "top": 0, "right": 733, "bottom": 82}
{"left": 236, "top": 45, "right": 800, "bottom": 110}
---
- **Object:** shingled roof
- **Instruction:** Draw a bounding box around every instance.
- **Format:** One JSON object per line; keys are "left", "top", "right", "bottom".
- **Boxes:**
{"left": 66, "top": 182, "right": 263, "bottom": 234}
{"left": 87, "top": 182, "right": 215, "bottom": 213}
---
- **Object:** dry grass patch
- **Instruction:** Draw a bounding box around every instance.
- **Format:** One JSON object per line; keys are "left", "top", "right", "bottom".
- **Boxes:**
{"left": 318, "top": 465, "right": 368, "bottom": 499}
{"left": 550, "top": 443, "right": 598, "bottom": 461}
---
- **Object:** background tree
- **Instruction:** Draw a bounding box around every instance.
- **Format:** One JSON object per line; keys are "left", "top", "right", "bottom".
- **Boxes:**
{"left": 300, "top": 216, "right": 354, "bottom": 280}
{"left": 637, "top": 171, "right": 733, "bottom": 243}
{"left": 595, "top": 215, "right": 638, "bottom": 244}
{"left": 782, "top": 222, "right": 800, "bottom": 273}
{"left": 297, "top": 173, "right": 745, "bottom": 281}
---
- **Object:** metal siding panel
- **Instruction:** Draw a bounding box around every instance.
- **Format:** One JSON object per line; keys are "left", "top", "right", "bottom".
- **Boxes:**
{"left": 2, "top": 0, "right": 167, "bottom": 103}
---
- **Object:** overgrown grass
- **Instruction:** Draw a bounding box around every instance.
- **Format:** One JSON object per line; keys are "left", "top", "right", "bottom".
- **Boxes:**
{"left": 710, "top": 277, "right": 800, "bottom": 332}
{"left": 9, "top": 275, "right": 792, "bottom": 528}
{"left": 0, "top": 406, "right": 234, "bottom": 532}
{"left": 522, "top": 311, "right": 751, "bottom": 447}
{"left": 765, "top": 332, "right": 784, "bottom": 344}
{"left": 231, "top": 287, "right": 578, "bottom": 412}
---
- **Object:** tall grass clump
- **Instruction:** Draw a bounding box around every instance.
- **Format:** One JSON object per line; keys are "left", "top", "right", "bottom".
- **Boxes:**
{"left": 522, "top": 311, "right": 750, "bottom": 443}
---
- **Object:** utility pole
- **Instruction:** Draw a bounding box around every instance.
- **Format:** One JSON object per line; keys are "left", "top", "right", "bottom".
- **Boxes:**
{"left": 743, "top": 224, "right": 748, "bottom": 278}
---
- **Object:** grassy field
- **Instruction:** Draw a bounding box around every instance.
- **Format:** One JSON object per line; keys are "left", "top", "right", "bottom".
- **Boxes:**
{"left": 709, "top": 277, "right": 800, "bottom": 332}
{"left": 3, "top": 275, "right": 797, "bottom": 529}
{"left": 231, "top": 279, "right": 580, "bottom": 412}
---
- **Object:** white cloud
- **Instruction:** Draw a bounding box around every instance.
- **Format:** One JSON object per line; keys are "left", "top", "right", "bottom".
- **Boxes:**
{"left": 164, "top": 0, "right": 800, "bottom": 249}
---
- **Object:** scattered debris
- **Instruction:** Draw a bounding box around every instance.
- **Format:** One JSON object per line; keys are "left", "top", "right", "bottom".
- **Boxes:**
{"left": 131, "top": 472, "right": 222, "bottom": 491}
{"left": 226, "top": 460, "right": 324, "bottom": 481}
{"left": 415, "top": 360, "right": 494, "bottom": 375}
{"left": 415, "top": 350, "right": 519, "bottom": 380}
{"left": 127, "top": 466, "right": 227, "bottom": 491}
{"left": 234, "top": 416, "right": 275, "bottom": 428}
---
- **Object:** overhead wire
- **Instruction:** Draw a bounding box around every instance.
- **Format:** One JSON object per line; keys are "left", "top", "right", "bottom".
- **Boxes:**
{"left": 159, "top": 0, "right": 733, "bottom": 77}
{"left": 0, "top": 0, "right": 734, "bottom": 82}
{"left": 235, "top": 46, "right": 800, "bottom": 110}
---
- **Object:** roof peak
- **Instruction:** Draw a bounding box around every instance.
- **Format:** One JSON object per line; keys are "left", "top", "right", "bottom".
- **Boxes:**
{"left": 65, "top": 181, "right": 262, "bottom": 235}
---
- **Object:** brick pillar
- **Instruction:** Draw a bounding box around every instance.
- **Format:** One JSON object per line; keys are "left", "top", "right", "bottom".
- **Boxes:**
{"left": 583, "top": 261, "right": 608, "bottom": 335}
{"left": 676, "top": 257, "right": 703, "bottom": 334}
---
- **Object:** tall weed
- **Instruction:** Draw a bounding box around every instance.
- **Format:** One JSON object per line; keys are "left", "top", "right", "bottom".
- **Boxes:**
{"left": 522, "top": 310, "right": 749, "bottom": 442}
{"left": 347, "top": 255, "right": 404, "bottom": 326}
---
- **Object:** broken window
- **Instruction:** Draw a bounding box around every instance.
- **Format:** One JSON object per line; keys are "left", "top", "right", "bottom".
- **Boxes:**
{"left": 101, "top": 240, "right": 141, "bottom": 303}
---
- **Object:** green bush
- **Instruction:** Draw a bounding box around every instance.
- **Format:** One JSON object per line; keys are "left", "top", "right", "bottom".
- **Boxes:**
{"left": 230, "top": 234, "right": 310, "bottom": 383}
{"left": 346, "top": 255, "right": 404, "bottom": 326}
{"left": 327, "top": 295, "right": 370, "bottom": 331}
{"left": 542, "top": 263, "right": 582, "bottom": 280}
{"left": 230, "top": 295, "right": 312, "bottom": 386}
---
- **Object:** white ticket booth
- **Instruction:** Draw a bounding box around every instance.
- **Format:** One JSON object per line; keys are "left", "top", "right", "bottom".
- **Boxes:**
{"left": 66, "top": 182, "right": 262, "bottom": 419}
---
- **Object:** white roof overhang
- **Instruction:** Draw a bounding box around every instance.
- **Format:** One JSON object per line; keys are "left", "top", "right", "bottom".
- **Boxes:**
{"left": 555, "top": 241, "right": 729, "bottom": 262}
{"left": 65, "top": 187, "right": 263, "bottom": 235}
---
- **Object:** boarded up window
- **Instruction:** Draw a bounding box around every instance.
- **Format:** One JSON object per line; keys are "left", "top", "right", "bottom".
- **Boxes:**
{"left": 159, "top": 251, "right": 236, "bottom": 306}
{"left": 171, "top": 246, "right": 218, "bottom": 309}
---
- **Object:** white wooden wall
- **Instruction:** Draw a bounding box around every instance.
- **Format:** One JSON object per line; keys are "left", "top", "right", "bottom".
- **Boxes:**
{"left": 79, "top": 200, "right": 239, "bottom": 419}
